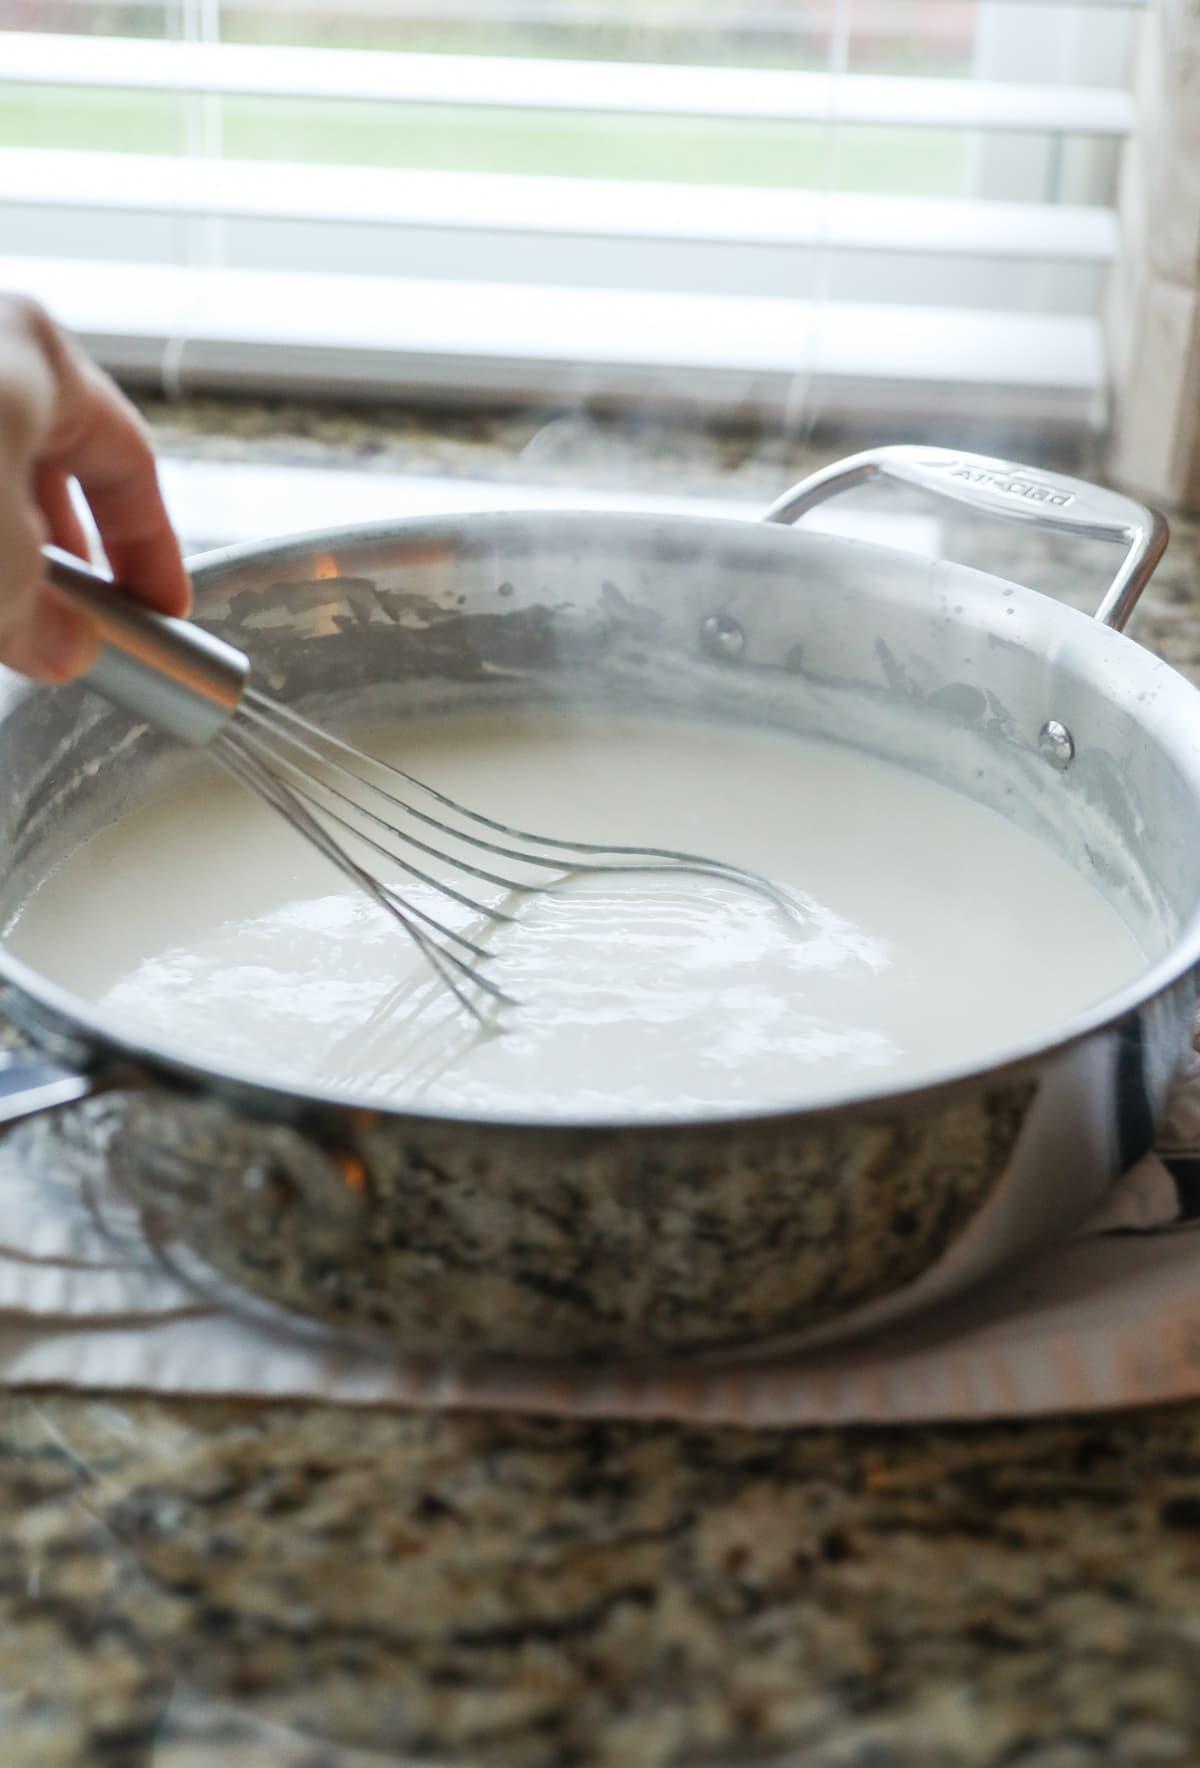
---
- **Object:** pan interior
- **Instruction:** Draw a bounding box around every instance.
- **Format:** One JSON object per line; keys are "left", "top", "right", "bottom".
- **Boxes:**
{"left": 0, "top": 513, "right": 1194, "bottom": 1118}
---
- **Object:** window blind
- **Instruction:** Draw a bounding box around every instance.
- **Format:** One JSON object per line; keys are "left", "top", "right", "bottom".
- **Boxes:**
{"left": 0, "top": 1, "right": 1145, "bottom": 427}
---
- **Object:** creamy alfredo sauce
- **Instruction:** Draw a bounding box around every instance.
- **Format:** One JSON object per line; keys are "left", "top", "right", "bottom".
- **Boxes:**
{"left": 7, "top": 712, "right": 1146, "bottom": 1119}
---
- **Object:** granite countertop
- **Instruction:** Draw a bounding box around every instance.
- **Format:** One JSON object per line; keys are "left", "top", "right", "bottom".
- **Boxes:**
{"left": 5, "top": 398, "right": 1200, "bottom": 1767}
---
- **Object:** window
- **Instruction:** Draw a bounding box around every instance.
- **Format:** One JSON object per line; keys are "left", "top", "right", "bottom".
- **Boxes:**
{"left": 0, "top": 1, "right": 1145, "bottom": 429}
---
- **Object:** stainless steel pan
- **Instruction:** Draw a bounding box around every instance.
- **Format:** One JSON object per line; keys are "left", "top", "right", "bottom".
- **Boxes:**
{"left": 0, "top": 447, "right": 1190, "bottom": 1360}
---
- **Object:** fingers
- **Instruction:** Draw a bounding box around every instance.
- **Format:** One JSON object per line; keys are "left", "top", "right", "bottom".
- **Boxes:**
{"left": 34, "top": 461, "right": 91, "bottom": 561}
{"left": 0, "top": 294, "right": 58, "bottom": 674}
{"left": 0, "top": 585, "right": 99, "bottom": 685}
{"left": 3, "top": 465, "right": 101, "bottom": 684}
{"left": 0, "top": 443, "right": 91, "bottom": 684}
{"left": 31, "top": 311, "right": 190, "bottom": 619}
{"left": 0, "top": 294, "right": 189, "bottom": 684}
{"left": 0, "top": 461, "right": 96, "bottom": 684}
{"left": 0, "top": 477, "right": 85, "bottom": 682}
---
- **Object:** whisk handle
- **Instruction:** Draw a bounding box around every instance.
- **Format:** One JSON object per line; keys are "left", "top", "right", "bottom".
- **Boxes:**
{"left": 41, "top": 546, "right": 249, "bottom": 748}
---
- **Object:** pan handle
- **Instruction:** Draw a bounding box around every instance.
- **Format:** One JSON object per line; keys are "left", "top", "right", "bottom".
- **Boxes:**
{"left": 763, "top": 445, "right": 1169, "bottom": 633}
{"left": 0, "top": 1049, "right": 96, "bottom": 1128}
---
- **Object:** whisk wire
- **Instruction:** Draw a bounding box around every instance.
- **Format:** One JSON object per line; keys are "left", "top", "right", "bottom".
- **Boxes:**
{"left": 216, "top": 726, "right": 513, "bottom": 1023}
{"left": 218, "top": 691, "right": 805, "bottom": 1016}
{"left": 232, "top": 722, "right": 512, "bottom": 950}
{"left": 41, "top": 546, "right": 797, "bottom": 1024}
{"left": 238, "top": 690, "right": 795, "bottom": 913}
{"left": 217, "top": 732, "right": 500, "bottom": 1023}
{"left": 234, "top": 706, "right": 534, "bottom": 907}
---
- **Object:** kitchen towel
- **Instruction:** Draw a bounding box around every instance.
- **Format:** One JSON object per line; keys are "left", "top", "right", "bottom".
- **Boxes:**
{"left": 2, "top": 1054, "right": 1200, "bottom": 1425}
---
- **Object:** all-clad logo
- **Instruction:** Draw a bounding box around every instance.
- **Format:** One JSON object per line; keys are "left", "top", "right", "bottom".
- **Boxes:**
{"left": 946, "top": 465, "right": 1075, "bottom": 510}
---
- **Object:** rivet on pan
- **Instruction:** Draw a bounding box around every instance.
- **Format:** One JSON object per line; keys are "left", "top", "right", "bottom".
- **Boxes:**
{"left": 700, "top": 613, "right": 745, "bottom": 660}
{"left": 1039, "top": 719, "right": 1075, "bottom": 771}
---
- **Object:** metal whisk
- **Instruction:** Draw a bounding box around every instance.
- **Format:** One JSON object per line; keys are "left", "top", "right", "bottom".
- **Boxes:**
{"left": 41, "top": 547, "right": 791, "bottom": 1022}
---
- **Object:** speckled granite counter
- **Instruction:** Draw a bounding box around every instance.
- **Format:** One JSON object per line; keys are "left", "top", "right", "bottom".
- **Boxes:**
{"left": 4, "top": 400, "right": 1200, "bottom": 1767}
{"left": 8, "top": 1398, "right": 1200, "bottom": 1767}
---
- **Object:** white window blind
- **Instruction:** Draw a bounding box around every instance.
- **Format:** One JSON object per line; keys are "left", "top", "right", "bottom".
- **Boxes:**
{"left": 0, "top": 1, "right": 1145, "bottom": 427}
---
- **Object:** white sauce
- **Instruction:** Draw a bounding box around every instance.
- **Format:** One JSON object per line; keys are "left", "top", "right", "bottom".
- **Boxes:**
{"left": 7, "top": 712, "right": 1146, "bottom": 1119}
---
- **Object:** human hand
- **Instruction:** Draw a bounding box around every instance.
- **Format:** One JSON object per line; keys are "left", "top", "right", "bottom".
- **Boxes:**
{"left": 0, "top": 293, "right": 189, "bottom": 683}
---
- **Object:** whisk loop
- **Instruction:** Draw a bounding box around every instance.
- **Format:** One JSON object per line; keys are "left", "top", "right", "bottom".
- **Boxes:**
{"left": 216, "top": 689, "right": 796, "bottom": 1025}
{"left": 40, "top": 546, "right": 799, "bottom": 1028}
